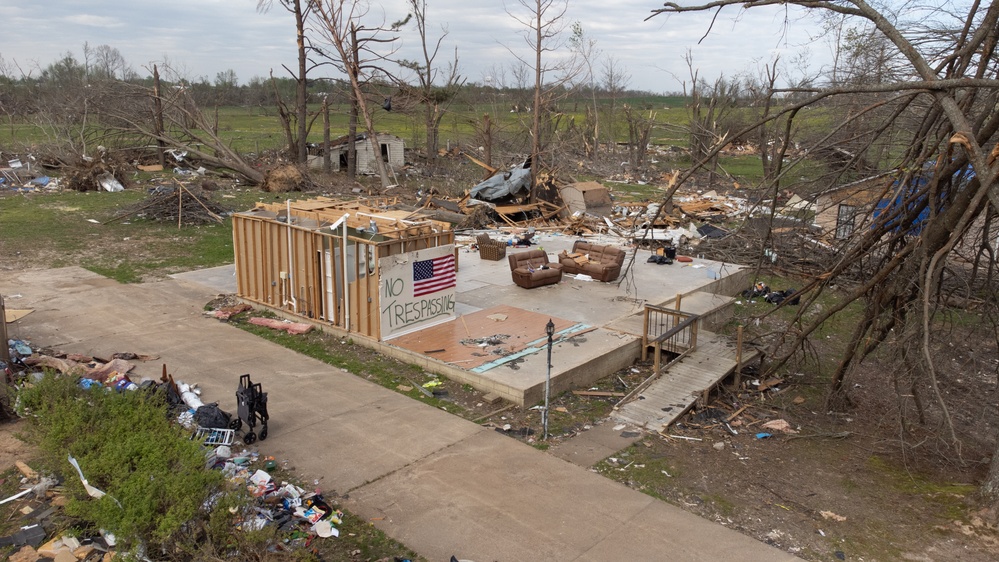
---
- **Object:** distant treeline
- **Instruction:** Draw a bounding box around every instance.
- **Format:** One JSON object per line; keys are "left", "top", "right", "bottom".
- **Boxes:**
{"left": 0, "top": 48, "right": 693, "bottom": 117}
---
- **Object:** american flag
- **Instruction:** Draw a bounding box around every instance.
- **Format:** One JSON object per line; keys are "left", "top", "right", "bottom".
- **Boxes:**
{"left": 413, "top": 254, "right": 456, "bottom": 297}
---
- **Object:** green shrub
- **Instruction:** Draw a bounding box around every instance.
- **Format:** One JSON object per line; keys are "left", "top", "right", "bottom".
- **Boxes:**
{"left": 16, "top": 374, "right": 225, "bottom": 552}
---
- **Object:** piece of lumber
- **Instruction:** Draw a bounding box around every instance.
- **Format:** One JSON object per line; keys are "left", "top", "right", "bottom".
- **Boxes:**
{"left": 15, "top": 461, "right": 37, "bottom": 479}
{"left": 572, "top": 390, "right": 626, "bottom": 397}
{"left": 473, "top": 403, "right": 516, "bottom": 423}
{"left": 725, "top": 405, "right": 748, "bottom": 422}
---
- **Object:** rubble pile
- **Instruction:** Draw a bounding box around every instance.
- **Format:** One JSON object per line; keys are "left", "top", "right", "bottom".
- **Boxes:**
{"left": 693, "top": 216, "right": 843, "bottom": 279}
{"left": 63, "top": 157, "right": 131, "bottom": 193}
{"left": 674, "top": 191, "right": 746, "bottom": 221}
{"left": 107, "top": 183, "right": 230, "bottom": 226}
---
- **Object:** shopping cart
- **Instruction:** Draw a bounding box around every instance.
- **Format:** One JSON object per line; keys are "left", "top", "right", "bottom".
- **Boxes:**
{"left": 233, "top": 374, "right": 269, "bottom": 444}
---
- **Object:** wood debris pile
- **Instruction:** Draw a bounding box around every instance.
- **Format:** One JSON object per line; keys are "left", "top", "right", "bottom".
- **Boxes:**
{"left": 419, "top": 194, "right": 565, "bottom": 230}
{"left": 64, "top": 158, "right": 130, "bottom": 192}
{"left": 694, "top": 216, "right": 849, "bottom": 280}
{"left": 106, "top": 183, "right": 230, "bottom": 226}
{"left": 401, "top": 160, "right": 764, "bottom": 252}
{"left": 674, "top": 191, "right": 747, "bottom": 221}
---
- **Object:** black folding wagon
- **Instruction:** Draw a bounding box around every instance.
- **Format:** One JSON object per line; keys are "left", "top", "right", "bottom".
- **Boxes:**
{"left": 233, "top": 374, "right": 269, "bottom": 443}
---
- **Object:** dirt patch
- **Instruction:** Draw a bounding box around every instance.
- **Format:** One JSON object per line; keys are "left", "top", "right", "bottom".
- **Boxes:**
{"left": 595, "top": 385, "right": 999, "bottom": 561}
{"left": 0, "top": 420, "right": 32, "bottom": 475}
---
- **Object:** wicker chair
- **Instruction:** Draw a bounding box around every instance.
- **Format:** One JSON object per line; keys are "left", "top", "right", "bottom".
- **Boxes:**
{"left": 476, "top": 233, "right": 507, "bottom": 261}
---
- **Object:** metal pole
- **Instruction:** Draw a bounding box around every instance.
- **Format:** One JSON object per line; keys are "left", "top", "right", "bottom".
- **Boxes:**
{"left": 0, "top": 294, "right": 10, "bottom": 364}
{"left": 544, "top": 319, "right": 554, "bottom": 440}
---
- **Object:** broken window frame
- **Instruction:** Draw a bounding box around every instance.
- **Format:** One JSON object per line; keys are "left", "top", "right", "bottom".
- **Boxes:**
{"left": 835, "top": 203, "right": 857, "bottom": 240}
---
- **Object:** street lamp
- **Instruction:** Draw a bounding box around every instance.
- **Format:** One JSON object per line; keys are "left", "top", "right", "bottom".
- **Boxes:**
{"left": 543, "top": 319, "right": 555, "bottom": 440}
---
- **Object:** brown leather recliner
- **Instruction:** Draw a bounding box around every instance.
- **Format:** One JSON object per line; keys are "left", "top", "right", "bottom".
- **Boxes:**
{"left": 558, "top": 241, "right": 626, "bottom": 282}
{"left": 508, "top": 250, "right": 563, "bottom": 289}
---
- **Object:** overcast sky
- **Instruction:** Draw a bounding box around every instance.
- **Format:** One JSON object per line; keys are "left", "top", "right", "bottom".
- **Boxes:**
{"left": 1, "top": 1, "right": 830, "bottom": 93}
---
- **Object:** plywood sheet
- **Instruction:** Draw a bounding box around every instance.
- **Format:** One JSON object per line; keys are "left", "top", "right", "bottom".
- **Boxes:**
{"left": 389, "top": 304, "right": 586, "bottom": 370}
{"left": 4, "top": 309, "right": 32, "bottom": 323}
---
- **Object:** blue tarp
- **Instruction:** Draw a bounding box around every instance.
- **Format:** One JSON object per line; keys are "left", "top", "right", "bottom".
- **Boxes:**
{"left": 873, "top": 166, "right": 974, "bottom": 236}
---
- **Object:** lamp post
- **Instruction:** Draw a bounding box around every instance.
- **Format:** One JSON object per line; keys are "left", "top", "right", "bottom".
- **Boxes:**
{"left": 543, "top": 319, "right": 555, "bottom": 440}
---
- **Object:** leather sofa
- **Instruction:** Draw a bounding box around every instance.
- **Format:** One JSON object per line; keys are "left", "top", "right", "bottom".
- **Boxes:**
{"left": 558, "top": 241, "right": 626, "bottom": 282}
{"left": 508, "top": 250, "right": 563, "bottom": 288}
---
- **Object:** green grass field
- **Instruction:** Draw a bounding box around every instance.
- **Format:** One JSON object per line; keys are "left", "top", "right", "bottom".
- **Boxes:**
{"left": 0, "top": 188, "right": 266, "bottom": 283}
{"left": 0, "top": 90, "right": 841, "bottom": 192}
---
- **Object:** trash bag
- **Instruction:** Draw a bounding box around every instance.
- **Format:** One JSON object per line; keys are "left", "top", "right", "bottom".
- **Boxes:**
{"left": 194, "top": 403, "right": 232, "bottom": 429}
{"left": 763, "top": 288, "right": 800, "bottom": 305}
{"left": 741, "top": 282, "right": 770, "bottom": 298}
{"left": 783, "top": 289, "right": 801, "bottom": 305}
{"left": 154, "top": 380, "right": 185, "bottom": 409}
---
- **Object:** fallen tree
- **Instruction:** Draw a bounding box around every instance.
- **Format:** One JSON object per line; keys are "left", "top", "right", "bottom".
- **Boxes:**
{"left": 648, "top": 0, "right": 999, "bottom": 508}
{"left": 90, "top": 74, "right": 265, "bottom": 185}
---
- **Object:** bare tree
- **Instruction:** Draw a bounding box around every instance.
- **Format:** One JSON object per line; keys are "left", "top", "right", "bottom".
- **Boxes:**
{"left": 505, "top": 0, "right": 582, "bottom": 199}
{"left": 508, "top": 60, "right": 532, "bottom": 112}
{"left": 257, "top": 0, "right": 317, "bottom": 163}
{"left": 309, "top": 0, "right": 400, "bottom": 188}
{"left": 84, "top": 44, "right": 135, "bottom": 82}
{"left": 34, "top": 53, "right": 92, "bottom": 155}
{"left": 569, "top": 21, "right": 600, "bottom": 159}
{"left": 740, "top": 59, "right": 792, "bottom": 188}
{"left": 622, "top": 104, "right": 654, "bottom": 169}
{"left": 397, "top": 0, "right": 465, "bottom": 169}
{"left": 601, "top": 54, "right": 630, "bottom": 151}
{"left": 649, "top": 0, "right": 999, "bottom": 507}
{"left": 214, "top": 69, "right": 240, "bottom": 106}
{"left": 684, "top": 54, "right": 739, "bottom": 187}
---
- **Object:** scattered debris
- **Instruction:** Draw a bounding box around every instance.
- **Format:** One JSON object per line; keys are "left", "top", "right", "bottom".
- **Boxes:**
{"left": 64, "top": 156, "right": 131, "bottom": 192}
{"left": 214, "top": 303, "right": 253, "bottom": 319}
{"left": 248, "top": 317, "right": 314, "bottom": 335}
{"left": 572, "top": 390, "right": 626, "bottom": 397}
{"left": 461, "top": 334, "right": 510, "bottom": 348}
{"left": 821, "top": 511, "right": 847, "bottom": 522}
{"left": 664, "top": 434, "right": 703, "bottom": 441}
{"left": 761, "top": 419, "right": 798, "bottom": 434}
{"left": 105, "top": 183, "right": 229, "bottom": 226}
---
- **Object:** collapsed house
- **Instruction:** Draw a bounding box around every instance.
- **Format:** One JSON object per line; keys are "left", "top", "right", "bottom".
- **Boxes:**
{"left": 232, "top": 197, "right": 455, "bottom": 341}
{"left": 307, "top": 133, "right": 405, "bottom": 175}
{"left": 796, "top": 174, "right": 892, "bottom": 241}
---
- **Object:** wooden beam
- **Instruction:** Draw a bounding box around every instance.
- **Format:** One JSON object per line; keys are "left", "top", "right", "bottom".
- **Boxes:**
{"left": 572, "top": 390, "right": 626, "bottom": 397}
